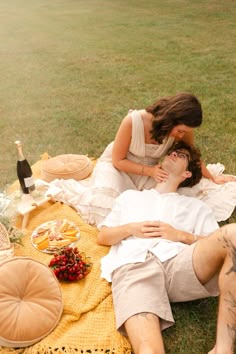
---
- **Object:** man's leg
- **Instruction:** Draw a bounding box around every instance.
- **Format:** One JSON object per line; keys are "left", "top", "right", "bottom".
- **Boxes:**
{"left": 112, "top": 254, "right": 174, "bottom": 354}
{"left": 193, "top": 223, "right": 236, "bottom": 354}
{"left": 124, "top": 312, "right": 165, "bottom": 354}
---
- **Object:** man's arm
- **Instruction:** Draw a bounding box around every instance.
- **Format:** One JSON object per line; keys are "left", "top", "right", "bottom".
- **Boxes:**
{"left": 97, "top": 224, "right": 133, "bottom": 246}
{"left": 155, "top": 222, "right": 205, "bottom": 244}
{"left": 97, "top": 221, "right": 203, "bottom": 246}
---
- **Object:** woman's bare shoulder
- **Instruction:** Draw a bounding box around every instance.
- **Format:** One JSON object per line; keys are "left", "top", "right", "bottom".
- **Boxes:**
{"left": 140, "top": 109, "right": 153, "bottom": 121}
{"left": 120, "top": 112, "right": 133, "bottom": 127}
{"left": 120, "top": 109, "right": 150, "bottom": 130}
{"left": 140, "top": 110, "right": 154, "bottom": 142}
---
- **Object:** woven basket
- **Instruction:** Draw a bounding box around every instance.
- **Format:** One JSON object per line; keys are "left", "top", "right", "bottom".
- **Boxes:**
{"left": 0, "top": 222, "right": 13, "bottom": 262}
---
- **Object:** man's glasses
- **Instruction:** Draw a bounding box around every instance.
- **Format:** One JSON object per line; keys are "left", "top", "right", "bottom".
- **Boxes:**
{"left": 168, "top": 150, "right": 190, "bottom": 162}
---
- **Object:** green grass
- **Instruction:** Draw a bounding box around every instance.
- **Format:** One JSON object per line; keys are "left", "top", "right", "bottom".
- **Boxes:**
{"left": 0, "top": 0, "right": 236, "bottom": 352}
{"left": 165, "top": 298, "right": 218, "bottom": 353}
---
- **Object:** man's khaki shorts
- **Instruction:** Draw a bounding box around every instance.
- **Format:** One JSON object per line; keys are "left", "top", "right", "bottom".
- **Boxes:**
{"left": 111, "top": 243, "right": 219, "bottom": 334}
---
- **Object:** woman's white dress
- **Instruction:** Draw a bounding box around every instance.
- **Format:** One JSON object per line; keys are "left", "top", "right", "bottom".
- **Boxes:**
{"left": 49, "top": 110, "right": 174, "bottom": 226}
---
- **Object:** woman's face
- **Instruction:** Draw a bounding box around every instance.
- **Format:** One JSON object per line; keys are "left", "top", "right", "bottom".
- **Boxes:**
{"left": 169, "top": 124, "right": 193, "bottom": 140}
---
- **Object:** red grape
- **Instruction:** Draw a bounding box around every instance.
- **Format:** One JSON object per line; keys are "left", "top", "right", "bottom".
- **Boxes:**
{"left": 48, "top": 246, "right": 92, "bottom": 282}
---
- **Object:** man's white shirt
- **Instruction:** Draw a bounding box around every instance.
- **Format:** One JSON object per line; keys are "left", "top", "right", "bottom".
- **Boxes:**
{"left": 99, "top": 189, "right": 219, "bottom": 282}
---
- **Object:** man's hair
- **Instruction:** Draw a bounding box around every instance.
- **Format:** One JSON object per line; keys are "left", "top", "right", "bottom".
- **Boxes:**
{"left": 167, "top": 141, "right": 202, "bottom": 188}
{"left": 146, "top": 93, "right": 202, "bottom": 144}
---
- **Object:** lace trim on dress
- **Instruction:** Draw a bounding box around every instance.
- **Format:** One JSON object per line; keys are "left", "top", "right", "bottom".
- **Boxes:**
{"left": 78, "top": 187, "right": 120, "bottom": 226}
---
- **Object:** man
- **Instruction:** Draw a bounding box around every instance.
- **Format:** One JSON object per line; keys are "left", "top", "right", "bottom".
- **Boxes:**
{"left": 97, "top": 141, "right": 236, "bottom": 354}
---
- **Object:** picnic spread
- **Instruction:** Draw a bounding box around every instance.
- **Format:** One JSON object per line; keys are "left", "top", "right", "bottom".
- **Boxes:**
{"left": 0, "top": 156, "right": 132, "bottom": 354}
{"left": 0, "top": 152, "right": 236, "bottom": 354}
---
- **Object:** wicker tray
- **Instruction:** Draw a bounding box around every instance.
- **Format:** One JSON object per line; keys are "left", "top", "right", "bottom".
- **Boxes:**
{"left": 0, "top": 222, "right": 13, "bottom": 262}
{"left": 0, "top": 222, "right": 11, "bottom": 250}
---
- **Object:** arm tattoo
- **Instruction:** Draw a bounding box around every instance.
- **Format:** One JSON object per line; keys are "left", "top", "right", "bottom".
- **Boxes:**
{"left": 227, "top": 324, "right": 236, "bottom": 352}
{"left": 221, "top": 235, "right": 236, "bottom": 275}
{"left": 225, "top": 292, "right": 236, "bottom": 349}
{"left": 225, "top": 292, "right": 236, "bottom": 315}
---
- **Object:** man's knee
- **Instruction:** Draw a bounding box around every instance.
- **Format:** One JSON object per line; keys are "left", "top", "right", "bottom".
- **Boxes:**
{"left": 221, "top": 223, "right": 236, "bottom": 237}
{"left": 218, "top": 223, "right": 236, "bottom": 254}
{"left": 192, "top": 225, "right": 236, "bottom": 283}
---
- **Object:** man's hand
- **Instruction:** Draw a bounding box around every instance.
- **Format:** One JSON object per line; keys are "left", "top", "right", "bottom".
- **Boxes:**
{"left": 131, "top": 221, "right": 197, "bottom": 244}
{"left": 131, "top": 221, "right": 179, "bottom": 241}
{"left": 98, "top": 221, "right": 197, "bottom": 246}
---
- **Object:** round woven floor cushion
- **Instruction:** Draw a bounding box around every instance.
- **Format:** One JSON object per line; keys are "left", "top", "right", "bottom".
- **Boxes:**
{"left": 41, "top": 154, "right": 93, "bottom": 182}
{"left": 0, "top": 257, "right": 63, "bottom": 348}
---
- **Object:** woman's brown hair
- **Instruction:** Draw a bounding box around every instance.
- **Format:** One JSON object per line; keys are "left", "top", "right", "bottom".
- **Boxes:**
{"left": 146, "top": 93, "right": 202, "bottom": 144}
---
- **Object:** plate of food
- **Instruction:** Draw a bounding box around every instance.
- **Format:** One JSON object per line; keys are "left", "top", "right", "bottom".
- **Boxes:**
{"left": 31, "top": 219, "right": 80, "bottom": 253}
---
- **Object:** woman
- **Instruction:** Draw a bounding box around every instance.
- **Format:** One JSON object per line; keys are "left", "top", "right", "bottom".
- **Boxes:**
{"left": 52, "top": 92, "right": 234, "bottom": 226}
{"left": 110, "top": 92, "right": 229, "bottom": 184}
{"left": 77, "top": 92, "right": 227, "bottom": 225}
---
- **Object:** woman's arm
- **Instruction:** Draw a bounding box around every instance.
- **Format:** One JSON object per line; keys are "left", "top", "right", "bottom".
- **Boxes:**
{"left": 201, "top": 161, "right": 215, "bottom": 181}
{"left": 182, "top": 131, "right": 230, "bottom": 184}
{"left": 112, "top": 114, "right": 168, "bottom": 181}
{"left": 201, "top": 163, "right": 236, "bottom": 184}
{"left": 181, "top": 131, "right": 213, "bottom": 179}
{"left": 182, "top": 131, "right": 215, "bottom": 181}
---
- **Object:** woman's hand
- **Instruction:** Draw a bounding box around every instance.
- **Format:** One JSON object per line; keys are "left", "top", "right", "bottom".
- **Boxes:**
{"left": 151, "top": 164, "right": 169, "bottom": 182}
{"left": 202, "top": 162, "right": 236, "bottom": 185}
{"left": 212, "top": 175, "right": 236, "bottom": 184}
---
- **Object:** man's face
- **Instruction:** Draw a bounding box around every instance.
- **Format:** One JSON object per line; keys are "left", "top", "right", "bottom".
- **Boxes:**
{"left": 162, "top": 148, "right": 191, "bottom": 176}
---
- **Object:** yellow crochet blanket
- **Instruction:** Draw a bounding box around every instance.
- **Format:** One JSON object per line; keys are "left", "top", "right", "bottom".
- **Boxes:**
{"left": 1, "top": 156, "right": 132, "bottom": 354}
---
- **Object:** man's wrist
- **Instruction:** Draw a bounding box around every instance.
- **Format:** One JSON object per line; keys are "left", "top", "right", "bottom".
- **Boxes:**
{"left": 179, "top": 231, "right": 198, "bottom": 244}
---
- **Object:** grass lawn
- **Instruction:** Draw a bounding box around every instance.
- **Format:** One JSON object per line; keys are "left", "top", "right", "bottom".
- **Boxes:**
{"left": 0, "top": 0, "right": 236, "bottom": 352}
